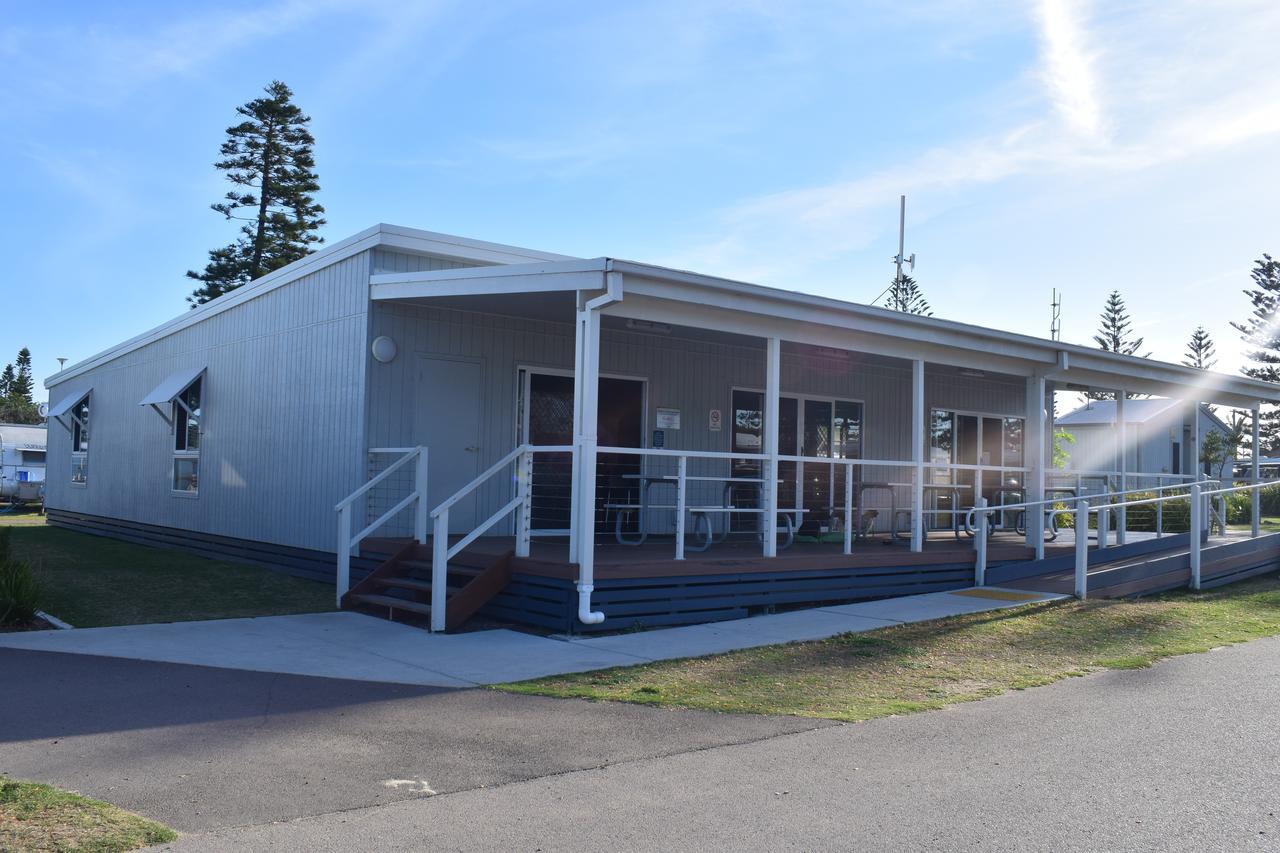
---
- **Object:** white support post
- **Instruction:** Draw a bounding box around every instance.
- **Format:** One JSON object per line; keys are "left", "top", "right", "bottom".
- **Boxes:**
{"left": 1252, "top": 405, "right": 1262, "bottom": 538}
{"left": 1074, "top": 498, "right": 1089, "bottom": 599}
{"left": 675, "top": 455, "right": 687, "bottom": 561}
{"left": 1191, "top": 401, "right": 1203, "bottom": 537}
{"left": 1116, "top": 391, "right": 1127, "bottom": 545}
{"left": 336, "top": 504, "right": 351, "bottom": 608}
{"left": 1026, "top": 375, "right": 1046, "bottom": 560}
{"left": 1189, "top": 483, "right": 1202, "bottom": 590}
{"left": 413, "top": 447, "right": 429, "bottom": 545}
{"left": 911, "top": 359, "right": 925, "bottom": 553}
{"left": 843, "top": 462, "right": 854, "bottom": 556}
{"left": 763, "top": 337, "right": 781, "bottom": 558}
{"left": 568, "top": 305, "right": 585, "bottom": 564}
{"left": 431, "top": 511, "right": 448, "bottom": 631}
{"left": 515, "top": 449, "right": 532, "bottom": 558}
{"left": 975, "top": 498, "right": 988, "bottom": 587}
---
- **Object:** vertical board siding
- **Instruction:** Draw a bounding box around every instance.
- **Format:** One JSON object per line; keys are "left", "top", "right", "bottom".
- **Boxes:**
{"left": 44, "top": 252, "right": 374, "bottom": 553}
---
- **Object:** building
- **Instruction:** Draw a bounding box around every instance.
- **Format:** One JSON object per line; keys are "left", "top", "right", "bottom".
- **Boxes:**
{"left": 0, "top": 423, "right": 46, "bottom": 508}
{"left": 1056, "top": 398, "right": 1237, "bottom": 484}
{"left": 43, "top": 224, "right": 1280, "bottom": 631}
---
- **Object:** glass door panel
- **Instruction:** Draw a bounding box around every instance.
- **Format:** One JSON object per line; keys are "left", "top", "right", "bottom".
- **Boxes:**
{"left": 803, "top": 399, "right": 833, "bottom": 530}
{"left": 981, "top": 416, "right": 1004, "bottom": 514}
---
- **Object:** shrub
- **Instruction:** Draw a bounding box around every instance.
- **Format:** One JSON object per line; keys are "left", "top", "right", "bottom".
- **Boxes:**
{"left": 0, "top": 531, "right": 41, "bottom": 626}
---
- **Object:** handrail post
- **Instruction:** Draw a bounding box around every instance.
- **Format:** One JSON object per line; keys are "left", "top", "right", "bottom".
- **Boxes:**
{"left": 431, "top": 511, "right": 449, "bottom": 631}
{"left": 675, "top": 455, "right": 687, "bottom": 561}
{"left": 1098, "top": 497, "right": 1109, "bottom": 550}
{"left": 1252, "top": 481, "right": 1262, "bottom": 539}
{"left": 975, "top": 498, "right": 988, "bottom": 587}
{"left": 336, "top": 504, "right": 351, "bottom": 608}
{"left": 1074, "top": 498, "right": 1088, "bottom": 599}
{"left": 843, "top": 461, "right": 854, "bottom": 556}
{"left": 413, "top": 447, "right": 429, "bottom": 545}
{"left": 1156, "top": 477, "right": 1163, "bottom": 538}
{"left": 1189, "top": 483, "right": 1201, "bottom": 590}
{"left": 515, "top": 448, "right": 532, "bottom": 558}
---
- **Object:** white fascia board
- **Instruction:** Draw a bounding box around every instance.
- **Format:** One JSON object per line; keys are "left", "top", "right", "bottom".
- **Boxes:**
{"left": 45, "top": 224, "right": 574, "bottom": 389}
{"left": 608, "top": 261, "right": 1280, "bottom": 404}
{"left": 370, "top": 258, "right": 607, "bottom": 300}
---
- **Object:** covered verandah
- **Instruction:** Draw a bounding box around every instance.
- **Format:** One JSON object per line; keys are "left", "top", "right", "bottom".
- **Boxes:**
{"left": 361, "top": 256, "right": 1276, "bottom": 630}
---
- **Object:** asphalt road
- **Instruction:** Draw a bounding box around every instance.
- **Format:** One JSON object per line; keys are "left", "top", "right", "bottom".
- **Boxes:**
{"left": 4, "top": 637, "right": 1280, "bottom": 851}
{"left": 0, "top": 648, "right": 823, "bottom": 832}
{"left": 164, "top": 636, "right": 1280, "bottom": 852}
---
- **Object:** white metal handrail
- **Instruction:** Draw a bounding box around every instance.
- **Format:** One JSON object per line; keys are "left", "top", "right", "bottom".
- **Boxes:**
{"left": 967, "top": 476, "right": 1242, "bottom": 600}
{"left": 427, "top": 443, "right": 573, "bottom": 631}
{"left": 334, "top": 446, "right": 429, "bottom": 608}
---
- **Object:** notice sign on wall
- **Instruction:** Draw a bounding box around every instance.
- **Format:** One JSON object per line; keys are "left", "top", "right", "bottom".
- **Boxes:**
{"left": 708, "top": 408, "right": 722, "bottom": 431}
{"left": 656, "top": 407, "right": 681, "bottom": 430}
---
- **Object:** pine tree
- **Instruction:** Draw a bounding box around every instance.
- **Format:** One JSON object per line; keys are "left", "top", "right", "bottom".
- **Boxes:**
{"left": 886, "top": 274, "right": 932, "bottom": 316}
{"left": 1232, "top": 254, "right": 1280, "bottom": 453}
{"left": 10, "top": 348, "right": 33, "bottom": 404}
{"left": 1089, "top": 291, "right": 1149, "bottom": 400}
{"left": 0, "top": 364, "right": 13, "bottom": 399}
{"left": 1183, "top": 326, "right": 1217, "bottom": 370}
{"left": 186, "top": 81, "right": 325, "bottom": 306}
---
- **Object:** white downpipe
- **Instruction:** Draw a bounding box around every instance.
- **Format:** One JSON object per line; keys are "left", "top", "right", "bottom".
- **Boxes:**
{"left": 336, "top": 504, "right": 351, "bottom": 608}
{"left": 574, "top": 267, "right": 621, "bottom": 626}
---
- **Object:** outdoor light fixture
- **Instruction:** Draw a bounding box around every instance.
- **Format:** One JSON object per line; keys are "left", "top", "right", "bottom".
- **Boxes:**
{"left": 625, "top": 319, "right": 672, "bottom": 335}
{"left": 371, "top": 335, "right": 398, "bottom": 363}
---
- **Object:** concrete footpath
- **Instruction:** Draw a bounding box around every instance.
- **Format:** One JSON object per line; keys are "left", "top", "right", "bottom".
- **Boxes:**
{"left": 0, "top": 587, "right": 1061, "bottom": 686}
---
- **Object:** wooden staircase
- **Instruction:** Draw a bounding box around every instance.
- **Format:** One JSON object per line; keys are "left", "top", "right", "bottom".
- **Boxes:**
{"left": 341, "top": 541, "right": 513, "bottom": 631}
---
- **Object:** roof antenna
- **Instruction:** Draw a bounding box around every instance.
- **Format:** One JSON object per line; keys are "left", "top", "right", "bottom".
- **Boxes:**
{"left": 870, "top": 195, "right": 915, "bottom": 307}
{"left": 1050, "top": 289, "right": 1062, "bottom": 341}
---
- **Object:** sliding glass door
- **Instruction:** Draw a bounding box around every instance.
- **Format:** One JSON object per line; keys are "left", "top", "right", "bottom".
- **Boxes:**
{"left": 929, "top": 409, "right": 1025, "bottom": 528}
{"left": 731, "top": 389, "right": 863, "bottom": 534}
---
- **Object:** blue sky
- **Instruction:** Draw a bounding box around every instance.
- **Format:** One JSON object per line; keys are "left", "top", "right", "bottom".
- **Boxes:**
{"left": 3, "top": 0, "right": 1279, "bottom": 401}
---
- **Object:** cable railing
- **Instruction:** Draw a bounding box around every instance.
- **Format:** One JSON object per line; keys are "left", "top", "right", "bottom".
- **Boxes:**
{"left": 334, "top": 447, "right": 428, "bottom": 608}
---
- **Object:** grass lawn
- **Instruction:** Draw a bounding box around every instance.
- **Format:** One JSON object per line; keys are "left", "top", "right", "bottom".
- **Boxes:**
{"left": 500, "top": 573, "right": 1280, "bottom": 722}
{"left": 0, "top": 776, "right": 176, "bottom": 852}
{"left": 0, "top": 505, "right": 50, "bottom": 526}
{"left": 5, "top": 523, "right": 334, "bottom": 628}
{"left": 1228, "top": 515, "right": 1280, "bottom": 534}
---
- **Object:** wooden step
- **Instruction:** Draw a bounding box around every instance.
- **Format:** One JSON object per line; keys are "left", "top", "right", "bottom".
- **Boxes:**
{"left": 348, "top": 593, "right": 432, "bottom": 616}
{"left": 379, "top": 577, "right": 433, "bottom": 593}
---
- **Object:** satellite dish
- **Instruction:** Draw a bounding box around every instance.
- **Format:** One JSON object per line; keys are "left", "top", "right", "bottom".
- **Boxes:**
{"left": 37, "top": 402, "right": 49, "bottom": 418}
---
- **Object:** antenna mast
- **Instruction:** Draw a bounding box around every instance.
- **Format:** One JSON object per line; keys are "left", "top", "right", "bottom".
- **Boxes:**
{"left": 1050, "top": 289, "right": 1062, "bottom": 341}
{"left": 871, "top": 195, "right": 915, "bottom": 307}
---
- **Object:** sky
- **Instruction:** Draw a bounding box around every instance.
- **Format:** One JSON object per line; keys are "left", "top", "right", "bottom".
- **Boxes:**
{"left": 2, "top": 0, "right": 1279, "bottom": 403}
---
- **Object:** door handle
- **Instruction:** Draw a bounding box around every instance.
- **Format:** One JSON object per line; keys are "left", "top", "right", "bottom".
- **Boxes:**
{"left": 465, "top": 446, "right": 480, "bottom": 452}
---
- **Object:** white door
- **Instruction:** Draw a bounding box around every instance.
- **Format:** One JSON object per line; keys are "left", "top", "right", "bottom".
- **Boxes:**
{"left": 416, "top": 356, "right": 482, "bottom": 532}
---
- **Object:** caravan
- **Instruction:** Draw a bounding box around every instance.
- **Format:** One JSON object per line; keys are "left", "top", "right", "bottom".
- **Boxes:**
{"left": 0, "top": 423, "right": 46, "bottom": 510}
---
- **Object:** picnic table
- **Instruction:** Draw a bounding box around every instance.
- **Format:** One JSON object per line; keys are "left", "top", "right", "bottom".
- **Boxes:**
{"left": 606, "top": 474, "right": 807, "bottom": 552}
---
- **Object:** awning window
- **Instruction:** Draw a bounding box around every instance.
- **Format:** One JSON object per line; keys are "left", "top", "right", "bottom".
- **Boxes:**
{"left": 48, "top": 387, "right": 91, "bottom": 420}
{"left": 140, "top": 366, "right": 206, "bottom": 408}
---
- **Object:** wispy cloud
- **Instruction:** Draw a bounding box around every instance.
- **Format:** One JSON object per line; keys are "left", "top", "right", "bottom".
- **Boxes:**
{"left": 667, "top": 0, "right": 1280, "bottom": 285}
{"left": 1032, "top": 0, "right": 1105, "bottom": 140}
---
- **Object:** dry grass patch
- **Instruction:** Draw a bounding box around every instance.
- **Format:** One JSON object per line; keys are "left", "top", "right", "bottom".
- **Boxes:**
{"left": 0, "top": 776, "right": 176, "bottom": 852}
{"left": 499, "top": 574, "right": 1280, "bottom": 721}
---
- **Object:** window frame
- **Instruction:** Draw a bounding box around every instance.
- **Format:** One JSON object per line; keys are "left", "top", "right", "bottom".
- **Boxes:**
{"left": 171, "top": 376, "right": 202, "bottom": 497}
{"left": 69, "top": 393, "right": 90, "bottom": 487}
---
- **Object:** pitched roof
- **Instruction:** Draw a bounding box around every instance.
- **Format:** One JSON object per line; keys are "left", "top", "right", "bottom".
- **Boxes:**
{"left": 1058, "top": 398, "right": 1210, "bottom": 426}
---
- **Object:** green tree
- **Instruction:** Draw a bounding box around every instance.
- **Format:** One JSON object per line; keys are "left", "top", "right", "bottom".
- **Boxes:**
{"left": 886, "top": 274, "right": 932, "bottom": 316}
{"left": 1183, "top": 326, "right": 1217, "bottom": 370}
{"left": 0, "top": 364, "right": 12, "bottom": 399}
{"left": 1089, "top": 291, "right": 1149, "bottom": 400}
{"left": 1232, "top": 255, "right": 1280, "bottom": 454}
{"left": 0, "top": 349, "right": 40, "bottom": 424}
{"left": 187, "top": 80, "right": 325, "bottom": 306}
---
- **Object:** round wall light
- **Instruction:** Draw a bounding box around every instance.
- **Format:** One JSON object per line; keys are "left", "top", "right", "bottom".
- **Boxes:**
{"left": 371, "top": 335, "right": 398, "bottom": 364}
